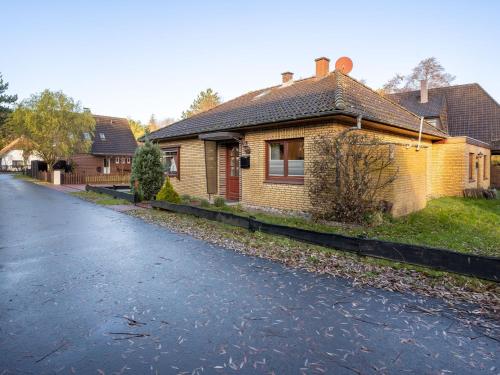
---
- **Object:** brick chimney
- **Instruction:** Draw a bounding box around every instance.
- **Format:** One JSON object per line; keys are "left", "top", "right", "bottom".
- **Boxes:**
{"left": 420, "top": 80, "right": 428, "bottom": 104}
{"left": 315, "top": 57, "right": 330, "bottom": 77}
{"left": 281, "top": 71, "right": 294, "bottom": 83}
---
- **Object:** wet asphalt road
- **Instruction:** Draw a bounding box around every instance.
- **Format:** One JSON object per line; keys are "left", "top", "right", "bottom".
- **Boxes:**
{"left": 0, "top": 174, "right": 498, "bottom": 375}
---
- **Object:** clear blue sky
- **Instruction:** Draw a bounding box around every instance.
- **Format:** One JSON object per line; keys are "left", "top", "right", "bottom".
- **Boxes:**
{"left": 2, "top": 0, "right": 499, "bottom": 123}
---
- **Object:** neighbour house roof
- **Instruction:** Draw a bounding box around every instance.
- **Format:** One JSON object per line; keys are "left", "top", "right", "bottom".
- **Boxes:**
{"left": 147, "top": 71, "right": 447, "bottom": 142}
{"left": 389, "top": 84, "right": 500, "bottom": 151}
{"left": 91, "top": 115, "right": 137, "bottom": 156}
{"left": 0, "top": 138, "right": 22, "bottom": 156}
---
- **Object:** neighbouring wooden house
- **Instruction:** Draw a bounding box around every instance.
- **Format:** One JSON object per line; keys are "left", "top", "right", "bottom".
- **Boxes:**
{"left": 70, "top": 115, "right": 137, "bottom": 175}
{"left": 146, "top": 57, "right": 491, "bottom": 216}
{"left": 0, "top": 138, "right": 42, "bottom": 171}
{"left": 388, "top": 82, "right": 500, "bottom": 187}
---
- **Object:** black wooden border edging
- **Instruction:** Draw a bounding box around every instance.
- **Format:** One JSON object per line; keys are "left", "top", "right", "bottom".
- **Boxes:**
{"left": 86, "top": 185, "right": 139, "bottom": 203}
{"left": 151, "top": 200, "right": 500, "bottom": 282}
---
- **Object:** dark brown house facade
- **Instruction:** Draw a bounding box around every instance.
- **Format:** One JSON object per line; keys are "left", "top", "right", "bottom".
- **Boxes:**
{"left": 70, "top": 115, "right": 137, "bottom": 175}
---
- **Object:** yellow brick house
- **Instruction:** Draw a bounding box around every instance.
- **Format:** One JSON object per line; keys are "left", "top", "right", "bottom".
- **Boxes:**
{"left": 147, "top": 57, "right": 491, "bottom": 217}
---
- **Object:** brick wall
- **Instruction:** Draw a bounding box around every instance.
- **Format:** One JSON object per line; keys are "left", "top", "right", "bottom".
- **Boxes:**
{"left": 218, "top": 144, "right": 227, "bottom": 198}
{"left": 155, "top": 125, "right": 490, "bottom": 217}
{"left": 430, "top": 137, "right": 490, "bottom": 197}
{"left": 158, "top": 138, "right": 208, "bottom": 198}
{"left": 241, "top": 122, "right": 431, "bottom": 216}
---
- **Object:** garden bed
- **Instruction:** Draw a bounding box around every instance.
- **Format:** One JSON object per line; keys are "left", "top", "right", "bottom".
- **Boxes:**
{"left": 70, "top": 191, "right": 132, "bottom": 206}
{"left": 85, "top": 184, "right": 138, "bottom": 203}
{"left": 185, "top": 197, "right": 500, "bottom": 258}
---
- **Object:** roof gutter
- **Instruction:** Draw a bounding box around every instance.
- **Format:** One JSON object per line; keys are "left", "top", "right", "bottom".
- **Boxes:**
{"left": 149, "top": 111, "right": 446, "bottom": 143}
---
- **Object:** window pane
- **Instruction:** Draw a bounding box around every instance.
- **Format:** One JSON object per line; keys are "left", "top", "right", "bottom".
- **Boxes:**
{"left": 162, "top": 150, "right": 178, "bottom": 175}
{"left": 287, "top": 140, "right": 304, "bottom": 161}
{"left": 270, "top": 143, "right": 284, "bottom": 160}
{"left": 288, "top": 160, "right": 304, "bottom": 176}
{"left": 269, "top": 143, "right": 284, "bottom": 176}
{"left": 287, "top": 140, "right": 304, "bottom": 176}
{"left": 269, "top": 160, "right": 284, "bottom": 176}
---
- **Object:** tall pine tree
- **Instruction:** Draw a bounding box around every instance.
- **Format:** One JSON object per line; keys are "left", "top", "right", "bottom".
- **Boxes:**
{"left": 0, "top": 73, "right": 18, "bottom": 148}
{"left": 181, "top": 88, "right": 221, "bottom": 119}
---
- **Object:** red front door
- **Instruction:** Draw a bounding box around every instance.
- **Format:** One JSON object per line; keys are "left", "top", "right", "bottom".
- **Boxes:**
{"left": 226, "top": 144, "right": 240, "bottom": 201}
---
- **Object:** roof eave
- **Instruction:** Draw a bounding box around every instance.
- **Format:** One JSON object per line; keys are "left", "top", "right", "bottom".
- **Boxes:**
{"left": 151, "top": 111, "right": 446, "bottom": 143}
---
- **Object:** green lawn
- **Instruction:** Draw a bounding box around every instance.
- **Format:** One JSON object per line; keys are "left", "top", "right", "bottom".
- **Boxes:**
{"left": 12, "top": 173, "right": 36, "bottom": 181}
{"left": 209, "top": 197, "right": 500, "bottom": 257}
{"left": 70, "top": 191, "right": 131, "bottom": 206}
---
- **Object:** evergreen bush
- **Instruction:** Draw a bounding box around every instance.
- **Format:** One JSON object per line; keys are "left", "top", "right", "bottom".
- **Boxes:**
{"left": 213, "top": 196, "right": 226, "bottom": 207}
{"left": 130, "top": 140, "right": 164, "bottom": 201}
{"left": 156, "top": 177, "right": 181, "bottom": 203}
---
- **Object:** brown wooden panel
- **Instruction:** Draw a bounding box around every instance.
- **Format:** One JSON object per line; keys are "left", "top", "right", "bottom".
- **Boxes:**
{"left": 491, "top": 164, "right": 500, "bottom": 188}
{"left": 204, "top": 141, "right": 217, "bottom": 195}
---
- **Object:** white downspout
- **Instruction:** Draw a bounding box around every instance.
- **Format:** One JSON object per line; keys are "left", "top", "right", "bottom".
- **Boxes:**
{"left": 417, "top": 116, "right": 424, "bottom": 151}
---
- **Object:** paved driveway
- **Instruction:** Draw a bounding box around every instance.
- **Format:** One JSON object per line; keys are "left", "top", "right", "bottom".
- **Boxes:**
{"left": 0, "top": 174, "right": 498, "bottom": 374}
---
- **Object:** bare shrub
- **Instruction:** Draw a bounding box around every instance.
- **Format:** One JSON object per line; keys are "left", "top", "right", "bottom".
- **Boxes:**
{"left": 308, "top": 130, "right": 398, "bottom": 223}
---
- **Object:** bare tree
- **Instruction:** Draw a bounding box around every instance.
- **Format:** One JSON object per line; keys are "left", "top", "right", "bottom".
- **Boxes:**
{"left": 159, "top": 117, "right": 176, "bottom": 128}
{"left": 381, "top": 74, "right": 406, "bottom": 93}
{"left": 381, "top": 57, "right": 455, "bottom": 93}
{"left": 405, "top": 57, "right": 455, "bottom": 89}
{"left": 308, "top": 131, "right": 398, "bottom": 223}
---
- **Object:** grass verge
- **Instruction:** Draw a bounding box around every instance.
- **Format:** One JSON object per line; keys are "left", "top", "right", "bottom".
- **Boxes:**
{"left": 70, "top": 191, "right": 131, "bottom": 205}
{"left": 12, "top": 173, "right": 38, "bottom": 181}
{"left": 207, "top": 197, "right": 499, "bottom": 258}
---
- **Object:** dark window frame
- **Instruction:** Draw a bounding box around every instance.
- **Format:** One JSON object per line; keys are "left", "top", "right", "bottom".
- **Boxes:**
{"left": 265, "top": 138, "right": 304, "bottom": 184}
{"left": 162, "top": 146, "right": 180, "bottom": 179}
{"left": 469, "top": 152, "right": 475, "bottom": 182}
{"left": 484, "top": 155, "right": 489, "bottom": 180}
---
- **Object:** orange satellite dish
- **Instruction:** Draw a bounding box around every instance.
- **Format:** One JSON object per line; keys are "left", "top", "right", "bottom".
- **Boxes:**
{"left": 335, "top": 56, "right": 353, "bottom": 74}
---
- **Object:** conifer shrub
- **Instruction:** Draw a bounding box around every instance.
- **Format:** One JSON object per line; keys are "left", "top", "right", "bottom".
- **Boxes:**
{"left": 130, "top": 140, "right": 163, "bottom": 201}
{"left": 200, "top": 199, "right": 210, "bottom": 208}
{"left": 156, "top": 177, "right": 181, "bottom": 204}
{"left": 213, "top": 196, "right": 226, "bottom": 207}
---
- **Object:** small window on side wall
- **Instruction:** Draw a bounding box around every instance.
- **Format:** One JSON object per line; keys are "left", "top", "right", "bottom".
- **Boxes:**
{"left": 121, "top": 157, "right": 125, "bottom": 164}
{"left": 484, "top": 155, "right": 488, "bottom": 180}
{"left": 126, "top": 157, "right": 131, "bottom": 164}
{"left": 115, "top": 157, "right": 120, "bottom": 164}
{"left": 266, "top": 138, "right": 304, "bottom": 183}
{"left": 469, "top": 153, "right": 475, "bottom": 181}
{"left": 162, "top": 147, "right": 180, "bottom": 178}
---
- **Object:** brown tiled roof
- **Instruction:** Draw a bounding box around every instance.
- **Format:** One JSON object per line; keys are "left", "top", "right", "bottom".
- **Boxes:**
{"left": 148, "top": 71, "right": 446, "bottom": 141}
{"left": 0, "top": 138, "right": 22, "bottom": 155}
{"left": 91, "top": 115, "right": 137, "bottom": 156}
{"left": 389, "top": 84, "right": 500, "bottom": 151}
{"left": 387, "top": 92, "right": 447, "bottom": 118}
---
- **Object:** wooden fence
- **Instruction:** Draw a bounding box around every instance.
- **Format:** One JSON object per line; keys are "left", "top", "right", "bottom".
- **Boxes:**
{"left": 33, "top": 171, "right": 130, "bottom": 185}
{"left": 84, "top": 174, "right": 130, "bottom": 185}
{"left": 35, "top": 170, "right": 53, "bottom": 183}
{"left": 151, "top": 200, "right": 500, "bottom": 282}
